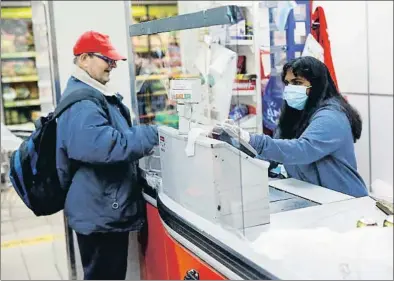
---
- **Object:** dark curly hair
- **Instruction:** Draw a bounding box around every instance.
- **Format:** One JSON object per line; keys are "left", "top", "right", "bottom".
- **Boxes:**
{"left": 277, "top": 56, "right": 362, "bottom": 143}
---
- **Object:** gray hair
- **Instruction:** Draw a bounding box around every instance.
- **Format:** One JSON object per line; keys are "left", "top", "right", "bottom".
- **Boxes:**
{"left": 73, "top": 53, "right": 94, "bottom": 64}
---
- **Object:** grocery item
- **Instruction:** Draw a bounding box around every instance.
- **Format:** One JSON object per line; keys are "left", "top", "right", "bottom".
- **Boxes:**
{"left": 237, "top": 56, "right": 246, "bottom": 74}
{"left": 356, "top": 218, "right": 378, "bottom": 228}
{"left": 1, "top": 59, "right": 37, "bottom": 77}
{"left": 10, "top": 110, "right": 19, "bottom": 124}
{"left": 15, "top": 85, "right": 30, "bottom": 99}
{"left": 1, "top": 18, "right": 35, "bottom": 52}
{"left": 383, "top": 215, "right": 393, "bottom": 227}
{"left": 29, "top": 85, "right": 39, "bottom": 99}
{"left": 1, "top": 33, "right": 16, "bottom": 53}
{"left": 30, "top": 111, "right": 41, "bottom": 121}
{"left": 2, "top": 86, "right": 17, "bottom": 101}
{"left": 229, "top": 104, "right": 249, "bottom": 121}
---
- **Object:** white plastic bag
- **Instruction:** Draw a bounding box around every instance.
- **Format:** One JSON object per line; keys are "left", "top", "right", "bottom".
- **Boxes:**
{"left": 302, "top": 33, "right": 325, "bottom": 63}
{"left": 275, "top": 1, "right": 298, "bottom": 31}
{"left": 251, "top": 227, "right": 393, "bottom": 280}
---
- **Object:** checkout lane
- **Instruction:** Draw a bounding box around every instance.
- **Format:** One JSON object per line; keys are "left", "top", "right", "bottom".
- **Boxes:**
{"left": 140, "top": 174, "right": 393, "bottom": 280}
{"left": 129, "top": 6, "right": 393, "bottom": 279}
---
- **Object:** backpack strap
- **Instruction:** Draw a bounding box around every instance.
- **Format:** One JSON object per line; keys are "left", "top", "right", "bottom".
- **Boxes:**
{"left": 54, "top": 89, "right": 110, "bottom": 121}
{"left": 117, "top": 102, "right": 132, "bottom": 126}
{"left": 104, "top": 94, "right": 133, "bottom": 126}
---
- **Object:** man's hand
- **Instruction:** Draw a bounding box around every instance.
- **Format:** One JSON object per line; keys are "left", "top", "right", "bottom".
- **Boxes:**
{"left": 146, "top": 148, "right": 156, "bottom": 156}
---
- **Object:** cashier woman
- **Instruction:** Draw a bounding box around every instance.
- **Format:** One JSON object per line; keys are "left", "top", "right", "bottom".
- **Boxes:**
{"left": 215, "top": 56, "right": 368, "bottom": 198}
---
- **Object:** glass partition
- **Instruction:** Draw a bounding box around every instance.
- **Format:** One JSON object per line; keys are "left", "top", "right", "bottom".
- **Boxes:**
{"left": 131, "top": 5, "right": 270, "bottom": 236}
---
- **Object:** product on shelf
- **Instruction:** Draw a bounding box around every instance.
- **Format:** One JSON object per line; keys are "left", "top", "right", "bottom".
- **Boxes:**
{"left": 15, "top": 85, "right": 30, "bottom": 99}
{"left": 2, "top": 86, "right": 17, "bottom": 101}
{"left": 1, "top": 19, "right": 35, "bottom": 53}
{"left": 1, "top": 7, "right": 42, "bottom": 126}
{"left": 30, "top": 110, "right": 41, "bottom": 121}
{"left": 233, "top": 75, "right": 257, "bottom": 91}
{"left": 4, "top": 108, "right": 35, "bottom": 125}
{"left": 237, "top": 55, "right": 246, "bottom": 74}
{"left": 247, "top": 104, "right": 257, "bottom": 115}
{"left": 229, "top": 104, "right": 249, "bottom": 121}
{"left": 246, "top": 22, "right": 254, "bottom": 36}
{"left": 2, "top": 83, "right": 38, "bottom": 101}
{"left": 1, "top": 59, "right": 37, "bottom": 77}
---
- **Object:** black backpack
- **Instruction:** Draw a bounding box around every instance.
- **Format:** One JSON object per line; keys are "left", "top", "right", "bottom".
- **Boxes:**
{"left": 9, "top": 89, "right": 110, "bottom": 216}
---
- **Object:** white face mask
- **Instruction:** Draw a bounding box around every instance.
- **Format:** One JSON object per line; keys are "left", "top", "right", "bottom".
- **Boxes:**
{"left": 283, "top": 85, "right": 311, "bottom": 110}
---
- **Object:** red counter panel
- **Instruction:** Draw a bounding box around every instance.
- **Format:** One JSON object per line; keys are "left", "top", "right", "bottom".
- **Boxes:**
{"left": 140, "top": 203, "right": 169, "bottom": 279}
{"left": 164, "top": 229, "right": 226, "bottom": 280}
{"left": 140, "top": 202, "right": 226, "bottom": 280}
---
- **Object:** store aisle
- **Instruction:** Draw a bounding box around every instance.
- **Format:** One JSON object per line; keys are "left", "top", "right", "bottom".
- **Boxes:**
{"left": 1, "top": 188, "right": 68, "bottom": 280}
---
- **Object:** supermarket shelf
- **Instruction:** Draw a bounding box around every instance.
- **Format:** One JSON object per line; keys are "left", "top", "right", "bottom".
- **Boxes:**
{"left": 214, "top": 1, "right": 253, "bottom": 8}
{"left": 6, "top": 122, "right": 35, "bottom": 132}
{"left": 0, "top": 1, "right": 31, "bottom": 7}
{"left": 138, "top": 90, "right": 168, "bottom": 97}
{"left": 232, "top": 90, "right": 256, "bottom": 96}
{"left": 227, "top": 39, "right": 253, "bottom": 46}
{"left": 136, "top": 73, "right": 199, "bottom": 81}
{"left": 2, "top": 75, "right": 39, "bottom": 83}
{"left": 140, "top": 110, "right": 174, "bottom": 119}
{"left": 134, "top": 47, "right": 150, "bottom": 53}
{"left": 136, "top": 74, "right": 169, "bottom": 81}
{"left": 131, "top": 1, "right": 177, "bottom": 5}
{"left": 4, "top": 99, "right": 41, "bottom": 108}
{"left": 1, "top": 51, "right": 36, "bottom": 59}
{"left": 140, "top": 113, "right": 156, "bottom": 119}
{"left": 1, "top": 6, "right": 32, "bottom": 19}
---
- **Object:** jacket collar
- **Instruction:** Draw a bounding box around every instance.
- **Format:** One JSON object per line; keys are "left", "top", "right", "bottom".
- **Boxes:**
{"left": 72, "top": 65, "right": 115, "bottom": 96}
{"left": 71, "top": 65, "right": 136, "bottom": 120}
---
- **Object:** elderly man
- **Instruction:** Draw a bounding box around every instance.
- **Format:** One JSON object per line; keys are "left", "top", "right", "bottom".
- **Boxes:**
{"left": 56, "top": 31, "right": 158, "bottom": 280}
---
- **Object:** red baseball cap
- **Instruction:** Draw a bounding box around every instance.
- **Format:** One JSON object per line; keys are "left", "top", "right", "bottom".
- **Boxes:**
{"left": 73, "top": 31, "right": 127, "bottom": 61}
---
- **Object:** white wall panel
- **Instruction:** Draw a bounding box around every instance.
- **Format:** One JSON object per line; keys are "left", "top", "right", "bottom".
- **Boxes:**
{"left": 51, "top": 1, "right": 133, "bottom": 109}
{"left": 367, "top": 1, "right": 393, "bottom": 95}
{"left": 370, "top": 95, "right": 393, "bottom": 187}
{"left": 346, "top": 95, "right": 370, "bottom": 187}
{"left": 312, "top": 1, "right": 369, "bottom": 94}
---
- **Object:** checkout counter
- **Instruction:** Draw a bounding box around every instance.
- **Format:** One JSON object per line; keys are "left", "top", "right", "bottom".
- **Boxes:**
{"left": 129, "top": 6, "right": 393, "bottom": 280}
{"left": 138, "top": 134, "right": 393, "bottom": 280}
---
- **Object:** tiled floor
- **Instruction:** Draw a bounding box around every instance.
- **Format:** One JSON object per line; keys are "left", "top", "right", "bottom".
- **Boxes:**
{"left": 1, "top": 188, "right": 141, "bottom": 280}
{"left": 1, "top": 188, "right": 68, "bottom": 280}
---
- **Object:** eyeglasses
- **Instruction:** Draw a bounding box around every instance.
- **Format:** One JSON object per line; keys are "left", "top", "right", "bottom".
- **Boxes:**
{"left": 89, "top": 53, "right": 117, "bottom": 67}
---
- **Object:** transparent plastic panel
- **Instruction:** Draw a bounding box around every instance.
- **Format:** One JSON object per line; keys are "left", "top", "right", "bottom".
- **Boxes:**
{"left": 273, "top": 30, "right": 287, "bottom": 46}
{"left": 131, "top": 5, "right": 270, "bottom": 235}
{"left": 293, "top": 3, "right": 307, "bottom": 21}
{"left": 294, "top": 21, "right": 307, "bottom": 45}
{"left": 271, "top": 47, "right": 288, "bottom": 74}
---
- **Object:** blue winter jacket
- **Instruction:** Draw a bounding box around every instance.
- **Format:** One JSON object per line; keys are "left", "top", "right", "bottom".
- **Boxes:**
{"left": 250, "top": 99, "right": 368, "bottom": 198}
{"left": 56, "top": 77, "right": 158, "bottom": 235}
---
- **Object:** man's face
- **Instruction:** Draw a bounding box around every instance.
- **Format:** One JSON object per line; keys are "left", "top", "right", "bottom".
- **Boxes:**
{"left": 78, "top": 53, "right": 117, "bottom": 85}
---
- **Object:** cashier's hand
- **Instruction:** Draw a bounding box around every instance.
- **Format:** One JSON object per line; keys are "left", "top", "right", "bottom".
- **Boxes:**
{"left": 214, "top": 119, "right": 251, "bottom": 143}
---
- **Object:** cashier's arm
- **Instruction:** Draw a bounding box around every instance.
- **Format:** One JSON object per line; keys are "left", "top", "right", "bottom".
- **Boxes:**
{"left": 249, "top": 109, "right": 346, "bottom": 165}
